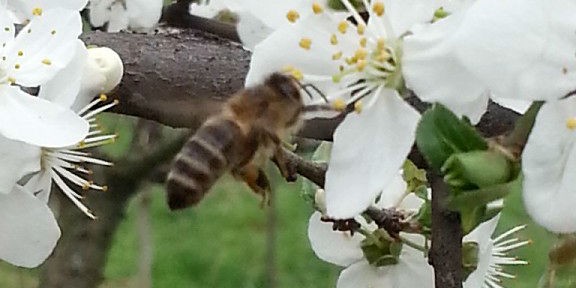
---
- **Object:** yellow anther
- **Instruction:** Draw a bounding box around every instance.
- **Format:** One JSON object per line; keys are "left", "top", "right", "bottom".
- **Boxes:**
{"left": 82, "top": 182, "right": 91, "bottom": 190}
{"left": 372, "top": 2, "right": 385, "bottom": 16}
{"left": 41, "top": 59, "right": 51, "bottom": 65}
{"left": 356, "top": 60, "right": 367, "bottom": 71}
{"left": 331, "top": 98, "right": 347, "bottom": 111}
{"left": 357, "top": 24, "right": 366, "bottom": 35}
{"left": 113, "top": 99, "right": 120, "bottom": 105}
{"left": 376, "top": 50, "right": 391, "bottom": 62}
{"left": 7, "top": 77, "right": 15, "bottom": 84}
{"left": 290, "top": 68, "right": 304, "bottom": 80}
{"left": 345, "top": 56, "right": 357, "bottom": 65}
{"left": 338, "top": 21, "right": 348, "bottom": 34}
{"left": 330, "top": 34, "right": 338, "bottom": 45}
{"left": 14, "top": 63, "right": 20, "bottom": 69}
{"left": 32, "top": 7, "right": 42, "bottom": 16}
{"left": 354, "top": 48, "right": 367, "bottom": 60}
{"left": 332, "top": 51, "right": 343, "bottom": 60}
{"left": 312, "top": 2, "right": 323, "bottom": 14}
{"left": 377, "top": 38, "right": 386, "bottom": 50}
{"left": 567, "top": 117, "right": 576, "bottom": 130}
{"left": 286, "top": 10, "right": 300, "bottom": 23}
{"left": 99, "top": 94, "right": 108, "bottom": 101}
{"left": 102, "top": 186, "right": 109, "bottom": 192}
{"left": 299, "top": 37, "right": 312, "bottom": 50}
{"left": 77, "top": 140, "right": 86, "bottom": 148}
{"left": 359, "top": 37, "right": 367, "bottom": 48}
{"left": 17, "top": 50, "right": 23, "bottom": 56}
{"left": 354, "top": 100, "right": 363, "bottom": 113}
{"left": 282, "top": 65, "right": 304, "bottom": 80}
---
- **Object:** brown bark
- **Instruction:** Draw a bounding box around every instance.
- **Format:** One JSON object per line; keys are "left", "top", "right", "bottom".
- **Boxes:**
{"left": 429, "top": 172, "right": 463, "bottom": 288}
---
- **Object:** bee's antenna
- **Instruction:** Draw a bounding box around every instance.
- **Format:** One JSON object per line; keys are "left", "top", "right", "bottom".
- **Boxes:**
{"left": 297, "top": 82, "right": 329, "bottom": 103}
{"left": 562, "top": 89, "right": 576, "bottom": 99}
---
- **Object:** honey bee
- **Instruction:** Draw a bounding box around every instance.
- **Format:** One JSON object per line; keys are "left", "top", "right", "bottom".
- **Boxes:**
{"left": 166, "top": 73, "right": 306, "bottom": 210}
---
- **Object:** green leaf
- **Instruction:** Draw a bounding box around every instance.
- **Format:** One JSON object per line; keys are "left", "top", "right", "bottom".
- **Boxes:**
{"left": 416, "top": 104, "right": 488, "bottom": 171}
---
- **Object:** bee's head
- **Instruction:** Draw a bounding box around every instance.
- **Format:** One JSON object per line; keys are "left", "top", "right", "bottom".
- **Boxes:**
{"left": 265, "top": 73, "right": 303, "bottom": 104}
{"left": 261, "top": 73, "right": 304, "bottom": 129}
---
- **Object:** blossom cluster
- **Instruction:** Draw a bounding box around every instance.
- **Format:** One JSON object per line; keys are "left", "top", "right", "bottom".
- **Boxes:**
{"left": 0, "top": 1, "right": 123, "bottom": 268}
{"left": 199, "top": 0, "right": 576, "bottom": 286}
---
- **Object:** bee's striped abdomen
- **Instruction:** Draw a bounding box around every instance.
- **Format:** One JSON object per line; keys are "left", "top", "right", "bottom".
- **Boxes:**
{"left": 166, "top": 118, "right": 244, "bottom": 210}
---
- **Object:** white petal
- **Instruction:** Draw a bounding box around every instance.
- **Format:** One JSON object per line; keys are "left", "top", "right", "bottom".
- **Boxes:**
{"left": 237, "top": 10, "right": 274, "bottom": 51}
{"left": 88, "top": 0, "right": 114, "bottom": 27}
{"left": 246, "top": 12, "right": 357, "bottom": 100}
{"left": 242, "top": 0, "right": 313, "bottom": 31}
{"left": 7, "top": 0, "right": 88, "bottom": 21}
{"left": 374, "top": 173, "right": 407, "bottom": 209}
{"left": 397, "top": 192, "right": 425, "bottom": 211}
{"left": 0, "top": 85, "right": 89, "bottom": 147}
{"left": 463, "top": 214, "right": 500, "bottom": 246}
{"left": 403, "top": 9, "right": 489, "bottom": 123}
{"left": 106, "top": 2, "right": 129, "bottom": 32}
{"left": 381, "top": 0, "right": 443, "bottom": 37}
{"left": 39, "top": 40, "right": 86, "bottom": 108}
{"left": 325, "top": 90, "right": 420, "bottom": 218}
{"left": 308, "top": 212, "right": 364, "bottom": 267}
{"left": 24, "top": 170, "right": 53, "bottom": 203}
{"left": 462, "top": 214, "right": 500, "bottom": 288}
{"left": 71, "top": 46, "right": 124, "bottom": 110}
{"left": 451, "top": 0, "right": 576, "bottom": 102}
{"left": 4, "top": 8, "right": 82, "bottom": 86}
{"left": 337, "top": 248, "right": 434, "bottom": 288}
{"left": 126, "top": 0, "right": 163, "bottom": 32}
{"left": 491, "top": 96, "right": 531, "bottom": 115}
{"left": 522, "top": 98, "right": 576, "bottom": 233}
{"left": 0, "top": 136, "right": 40, "bottom": 194}
{"left": 0, "top": 185, "right": 60, "bottom": 268}
{"left": 0, "top": 8, "right": 15, "bottom": 45}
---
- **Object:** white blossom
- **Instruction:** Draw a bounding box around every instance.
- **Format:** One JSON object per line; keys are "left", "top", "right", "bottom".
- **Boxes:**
{"left": 88, "top": 0, "right": 163, "bottom": 32}
{"left": 463, "top": 215, "right": 529, "bottom": 288}
{"left": 308, "top": 178, "right": 434, "bottom": 288}
{"left": 247, "top": 0, "right": 446, "bottom": 218}
{"left": 403, "top": 0, "right": 576, "bottom": 122}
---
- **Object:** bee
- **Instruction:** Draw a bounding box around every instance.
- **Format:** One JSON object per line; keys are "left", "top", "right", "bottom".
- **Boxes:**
{"left": 166, "top": 73, "right": 306, "bottom": 210}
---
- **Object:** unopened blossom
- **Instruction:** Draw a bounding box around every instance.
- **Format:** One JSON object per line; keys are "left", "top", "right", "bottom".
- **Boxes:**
{"left": 0, "top": 6, "right": 88, "bottom": 147}
{"left": 462, "top": 214, "right": 529, "bottom": 288}
{"left": 247, "top": 0, "right": 445, "bottom": 218}
{"left": 403, "top": 0, "right": 576, "bottom": 122}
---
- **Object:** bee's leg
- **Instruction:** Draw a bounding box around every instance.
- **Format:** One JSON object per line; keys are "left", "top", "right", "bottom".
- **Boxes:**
{"left": 232, "top": 164, "right": 271, "bottom": 206}
{"left": 272, "top": 147, "right": 298, "bottom": 182}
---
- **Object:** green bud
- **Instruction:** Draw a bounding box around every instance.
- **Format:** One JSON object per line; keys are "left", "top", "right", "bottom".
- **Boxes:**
{"left": 442, "top": 150, "right": 513, "bottom": 189}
